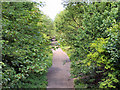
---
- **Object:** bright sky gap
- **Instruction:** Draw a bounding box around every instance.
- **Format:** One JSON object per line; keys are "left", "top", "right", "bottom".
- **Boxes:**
{"left": 34, "top": 0, "right": 65, "bottom": 20}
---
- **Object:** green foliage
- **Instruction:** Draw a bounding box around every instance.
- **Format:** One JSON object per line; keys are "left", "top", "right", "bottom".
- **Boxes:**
{"left": 17, "top": 73, "right": 48, "bottom": 88}
{"left": 2, "top": 2, "right": 53, "bottom": 88}
{"left": 54, "top": 1, "right": 120, "bottom": 88}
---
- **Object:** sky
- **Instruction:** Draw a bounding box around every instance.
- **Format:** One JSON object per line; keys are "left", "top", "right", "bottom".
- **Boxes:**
{"left": 37, "top": 0, "right": 65, "bottom": 20}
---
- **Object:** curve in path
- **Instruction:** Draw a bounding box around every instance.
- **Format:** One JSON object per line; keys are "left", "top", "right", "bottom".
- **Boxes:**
{"left": 47, "top": 47, "right": 74, "bottom": 88}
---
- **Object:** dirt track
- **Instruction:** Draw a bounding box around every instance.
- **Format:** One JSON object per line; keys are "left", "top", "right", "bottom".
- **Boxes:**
{"left": 47, "top": 42, "right": 74, "bottom": 89}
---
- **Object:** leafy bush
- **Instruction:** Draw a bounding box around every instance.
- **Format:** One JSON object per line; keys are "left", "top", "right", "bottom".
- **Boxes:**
{"left": 54, "top": 1, "right": 120, "bottom": 88}
{"left": 2, "top": 2, "right": 53, "bottom": 88}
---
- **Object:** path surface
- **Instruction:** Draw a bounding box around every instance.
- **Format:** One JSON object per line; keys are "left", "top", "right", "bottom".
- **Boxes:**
{"left": 47, "top": 41, "right": 74, "bottom": 89}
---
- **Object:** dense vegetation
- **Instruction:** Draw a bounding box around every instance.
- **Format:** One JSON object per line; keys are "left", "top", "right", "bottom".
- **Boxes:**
{"left": 2, "top": 2, "right": 53, "bottom": 88}
{"left": 1, "top": 1, "right": 120, "bottom": 89}
{"left": 54, "top": 1, "right": 120, "bottom": 88}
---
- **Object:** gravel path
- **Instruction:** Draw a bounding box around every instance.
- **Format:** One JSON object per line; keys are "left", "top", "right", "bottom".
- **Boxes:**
{"left": 47, "top": 42, "right": 74, "bottom": 89}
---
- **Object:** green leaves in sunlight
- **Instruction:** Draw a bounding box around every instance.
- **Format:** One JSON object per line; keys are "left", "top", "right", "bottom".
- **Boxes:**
{"left": 54, "top": 1, "right": 120, "bottom": 88}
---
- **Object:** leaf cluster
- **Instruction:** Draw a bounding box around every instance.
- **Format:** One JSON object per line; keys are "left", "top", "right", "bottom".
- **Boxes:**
{"left": 54, "top": 2, "right": 120, "bottom": 88}
{"left": 2, "top": 2, "right": 53, "bottom": 88}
